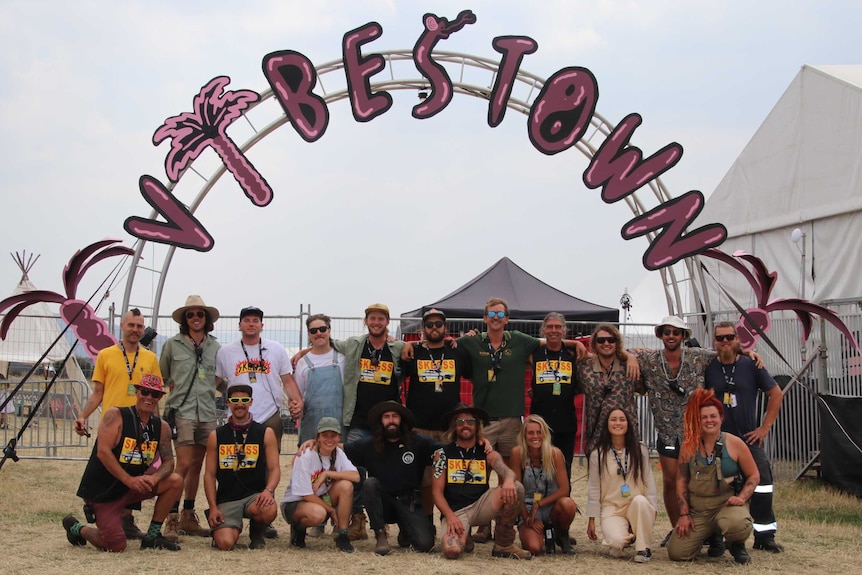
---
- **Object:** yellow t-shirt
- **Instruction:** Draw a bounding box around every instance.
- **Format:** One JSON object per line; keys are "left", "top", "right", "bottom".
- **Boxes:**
{"left": 93, "top": 344, "right": 162, "bottom": 415}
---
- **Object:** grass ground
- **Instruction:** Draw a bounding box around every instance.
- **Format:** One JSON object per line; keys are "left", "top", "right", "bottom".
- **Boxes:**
{"left": 1, "top": 457, "right": 860, "bottom": 575}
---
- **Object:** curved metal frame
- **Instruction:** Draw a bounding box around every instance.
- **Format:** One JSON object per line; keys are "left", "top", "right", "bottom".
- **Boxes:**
{"left": 122, "top": 50, "right": 696, "bottom": 320}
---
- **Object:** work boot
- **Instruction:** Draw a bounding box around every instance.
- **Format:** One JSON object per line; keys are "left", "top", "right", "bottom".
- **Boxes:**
{"left": 179, "top": 509, "right": 210, "bottom": 537}
{"left": 347, "top": 513, "right": 369, "bottom": 541}
{"left": 141, "top": 534, "right": 181, "bottom": 551}
{"left": 289, "top": 524, "right": 306, "bottom": 549}
{"left": 264, "top": 523, "right": 278, "bottom": 538}
{"left": 397, "top": 525, "right": 410, "bottom": 548}
{"left": 335, "top": 531, "right": 355, "bottom": 553}
{"left": 753, "top": 538, "right": 785, "bottom": 553}
{"left": 491, "top": 521, "right": 531, "bottom": 559}
{"left": 464, "top": 535, "right": 475, "bottom": 553}
{"left": 62, "top": 515, "right": 87, "bottom": 547}
{"left": 374, "top": 530, "right": 391, "bottom": 555}
{"left": 729, "top": 542, "right": 752, "bottom": 564}
{"left": 163, "top": 512, "right": 180, "bottom": 543}
{"left": 472, "top": 523, "right": 492, "bottom": 543}
{"left": 706, "top": 532, "right": 725, "bottom": 557}
{"left": 556, "top": 530, "right": 576, "bottom": 555}
{"left": 250, "top": 520, "right": 267, "bottom": 550}
{"left": 122, "top": 513, "right": 146, "bottom": 540}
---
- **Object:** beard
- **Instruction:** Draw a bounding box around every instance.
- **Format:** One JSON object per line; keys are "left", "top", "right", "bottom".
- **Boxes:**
{"left": 718, "top": 346, "right": 737, "bottom": 363}
{"left": 425, "top": 330, "right": 445, "bottom": 343}
{"left": 383, "top": 425, "right": 401, "bottom": 440}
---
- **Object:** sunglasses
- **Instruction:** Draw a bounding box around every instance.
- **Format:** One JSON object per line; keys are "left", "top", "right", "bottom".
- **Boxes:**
{"left": 185, "top": 310, "right": 206, "bottom": 319}
{"left": 714, "top": 333, "right": 737, "bottom": 342}
{"left": 455, "top": 418, "right": 477, "bottom": 426}
{"left": 424, "top": 320, "right": 444, "bottom": 328}
{"left": 308, "top": 325, "right": 330, "bottom": 334}
{"left": 137, "top": 388, "right": 164, "bottom": 399}
{"left": 595, "top": 336, "right": 617, "bottom": 344}
{"left": 227, "top": 396, "right": 252, "bottom": 404}
{"left": 486, "top": 311, "right": 507, "bottom": 319}
{"left": 662, "top": 328, "right": 683, "bottom": 336}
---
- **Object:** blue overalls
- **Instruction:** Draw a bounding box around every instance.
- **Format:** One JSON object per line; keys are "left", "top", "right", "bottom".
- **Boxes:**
{"left": 298, "top": 349, "right": 344, "bottom": 444}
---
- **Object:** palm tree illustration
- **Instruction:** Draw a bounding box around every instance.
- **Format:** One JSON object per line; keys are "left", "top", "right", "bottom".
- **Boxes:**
{"left": 702, "top": 248, "right": 859, "bottom": 352}
{"left": 153, "top": 76, "right": 273, "bottom": 207}
{"left": 0, "top": 239, "right": 134, "bottom": 361}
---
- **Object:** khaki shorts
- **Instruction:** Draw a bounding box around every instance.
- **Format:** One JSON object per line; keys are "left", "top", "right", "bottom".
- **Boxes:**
{"left": 175, "top": 417, "right": 216, "bottom": 448}
{"left": 483, "top": 417, "right": 521, "bottom": 456}
{"left": 441, "top": 488, "right": 498, "bottom": 535}
{"left": 212, "top": 492, "right": 259, "bottom": 532}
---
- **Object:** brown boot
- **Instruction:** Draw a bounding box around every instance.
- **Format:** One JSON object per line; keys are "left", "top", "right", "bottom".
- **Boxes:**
{"left": 472, "top": 523, "right": 492, "bottom": 543}
{"left": 374, "top": 529, "right": 391, "bottom": 555}
{"left": 347, "top": 513, "right": 369, "bottom": 541}
{"left": 179, "top": 509, "right": 210, "bottom": 537}
{"left": 163, "top": 512, "right": 180, "bottom": 542}
{"left": 491, "top": 517, "right": 531, "bottom": 559}
{"left": 122, "top": 513, "right": 145, "bottom": 540}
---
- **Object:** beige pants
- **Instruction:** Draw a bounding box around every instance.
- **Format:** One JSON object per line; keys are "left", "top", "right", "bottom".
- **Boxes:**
{"left": 601, "top": 494, "right": 655, "bottom": 552}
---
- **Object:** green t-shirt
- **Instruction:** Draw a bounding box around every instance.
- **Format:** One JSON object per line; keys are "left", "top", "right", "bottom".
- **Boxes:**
{"left": 456, "top": 330, "right": 541, "bottom": 418}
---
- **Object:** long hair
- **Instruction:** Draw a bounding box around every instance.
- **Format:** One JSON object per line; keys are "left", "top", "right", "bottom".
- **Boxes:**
{"left": 681, "top": 389, "right": 724, "bottom": 459}
{"left": 179, "top": 310, "right": 215, "bottom": 335}
{"left": 372, "top": 420, "right": 413, "bottom": 453}
{"left": 441, "top": 416, "right": 485, "bottom": 445}
{"left": 594, "top": 408, "right": 643, "bottom": 484}
{"left": 517, "top": 414, "right": 556, "bottom": 478}
{"left": 590, "top": 323, "right": 627, "bottom": 362}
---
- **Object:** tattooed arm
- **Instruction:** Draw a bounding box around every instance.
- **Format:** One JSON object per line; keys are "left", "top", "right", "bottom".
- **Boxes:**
{"left": 725, "top": 433, "right": 760, "bottom": 506}
{"left": 675, "top": 454, "right": 694, "bottom": 537}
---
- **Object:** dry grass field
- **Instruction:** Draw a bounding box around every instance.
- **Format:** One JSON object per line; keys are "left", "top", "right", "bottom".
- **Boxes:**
{"left": 1, "top": 456, "right": 861, "bottom": 575}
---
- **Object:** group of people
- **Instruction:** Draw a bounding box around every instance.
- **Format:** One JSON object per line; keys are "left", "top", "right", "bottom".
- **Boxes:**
{"left": 60, "top": 295, "right": 785, "bottom": 565}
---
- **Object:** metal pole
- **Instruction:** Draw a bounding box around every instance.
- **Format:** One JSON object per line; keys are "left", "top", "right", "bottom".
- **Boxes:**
{"left": 800, "top": 232, "right": 807, "bottom": 363}
{"left": 818, "top": 317, "right": 829, "bottom": 394}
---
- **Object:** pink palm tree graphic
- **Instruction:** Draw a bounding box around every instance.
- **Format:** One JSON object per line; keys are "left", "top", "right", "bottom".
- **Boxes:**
{"left": 0, "top": 239, "right": 134, "bottom": 361}
{"left": 153, "top": 76, "right": 273, "bottom": 207}
{"left": 702, "top": 249, "right": 860, "bottom": 352}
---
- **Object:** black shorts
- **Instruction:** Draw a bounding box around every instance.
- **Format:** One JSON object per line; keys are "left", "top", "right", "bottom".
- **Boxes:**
{"left": 656, "top": 438, "right": 680, "bottom": 459}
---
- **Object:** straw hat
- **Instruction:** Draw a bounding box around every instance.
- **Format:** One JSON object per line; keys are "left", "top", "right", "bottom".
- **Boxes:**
{"left": 172, "top": 295, "right": 220, "bottom": 324}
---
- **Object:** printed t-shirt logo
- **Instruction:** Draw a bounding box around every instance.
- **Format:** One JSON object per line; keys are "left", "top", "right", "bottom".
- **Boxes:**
{"left": 535, "top": 360, "right": 573, "bottom": 384}
{"left": 119, "top": 436, "right": 157, "bottom": 466}
{"left": 359, "top": 358, "right": 394, "bottom": 385}
{"left": 218, "top": 442, "right": 261, "bottom": 470}
{"left": 235, "top": 359, "right": 271, "bottom": 376}
{"left": 446, "top": 458, "right": 487, "bottom": 484}
{"left": 417, "top": 359, "right": 456, "bottom": 383}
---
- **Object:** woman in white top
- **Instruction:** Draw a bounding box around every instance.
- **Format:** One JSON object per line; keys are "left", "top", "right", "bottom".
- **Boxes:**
{"left": 587, "top": 408, "right": 657, "bottom": 563}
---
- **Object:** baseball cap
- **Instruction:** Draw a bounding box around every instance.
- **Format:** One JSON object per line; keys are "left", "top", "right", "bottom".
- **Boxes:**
{"left": 317, "top": 417, "right": 341, "bottom": 434}
{"left": 364, "top": 303, "right": 390, "bottom": 318}
{"left": 422, "top": 308, "right": 446, "bottom": 321}
{"left": 240, "top": 306, "right": 264, "bottom": 319}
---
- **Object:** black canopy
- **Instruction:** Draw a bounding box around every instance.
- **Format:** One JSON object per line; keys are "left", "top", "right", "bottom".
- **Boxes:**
{"left": 401, "top": 257, "right": 619, "bottom": 324}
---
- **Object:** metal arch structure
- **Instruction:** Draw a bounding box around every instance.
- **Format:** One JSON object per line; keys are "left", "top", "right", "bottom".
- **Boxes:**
{"left": 122, "top": 50, "right": 704, "bottom": 321}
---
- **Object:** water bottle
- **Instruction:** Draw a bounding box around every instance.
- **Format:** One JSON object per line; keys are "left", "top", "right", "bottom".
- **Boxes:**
{"left": 544, "top": 525, "right": 555, "bottom": 554}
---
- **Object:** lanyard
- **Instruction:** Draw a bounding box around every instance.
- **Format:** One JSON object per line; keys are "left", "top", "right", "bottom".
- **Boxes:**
{"left": 701, "top": 438, "right": 716, "bottom": 465}
{"left": 130, "top": 407, "right": 153, "bottom": 461}
{"left": 190, "top": 335, "right": 203, "bottom": 366}
{"left": 241, "top": 340, "right": 263, "bottom": 371}
{"left": 612, "top": 448, "right": 629, "bottom": 479}
{"left": 425, "top": 345, "right": 445, "bottom": 379}
{"left": 234, "top": 427, "right": 250, "bottom": 468}
{"left": 529, "top": 459, "right": 547, "bottom": 496}
{"left": 366, "top": 340, "right": 383, "bottom": 367}
{"left": 487, "top": 338, "right": 506, "bottom": 374}
{"left": 118, "top": 342, "right": 139, "bottom": 382}
{"left": 721, "top": 363, "right": 736, "bottom": 391}
{"left": 318, "top": 449, "right": 337, "bottom": 487}
{"left": 544, "top": 347, "right": 564, "bottom": 381}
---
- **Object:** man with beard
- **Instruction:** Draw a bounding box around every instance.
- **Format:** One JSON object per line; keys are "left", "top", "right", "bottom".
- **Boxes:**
{"left": 432, "top": 403, "right": 530, "bottom": 560}
{"left": 63, "top": 374, "right": 183, "bottom": 552}
{"left": 705, "top": 322, "right": 784, "bottom": 554}
{"left": 344, "top": 401, "right": 435, "bottom": 555}
{"left": 160, "top": 295, "right": 221, "bottom": 541}
{"left": 204, "top": 383, "right": 281, "bottom": 551}
{"left": 74, "top": 308, "right": 163, "bottom": 540}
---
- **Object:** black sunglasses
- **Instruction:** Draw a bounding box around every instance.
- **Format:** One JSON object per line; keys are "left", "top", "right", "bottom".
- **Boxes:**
{"left": 137, "top": 387, "right": 164, "bottom": 399}
{"left": 715, "top": 333, "right": 737, "bottom": 342}
{"left": 185, "top": 310, "right": 206, "bottom": 319}
{"left": 595, "top": 336, "right": 617, "bottom": 344}
{"left": 662, "top": 328, "right": 683, "bottom": 336}
{"left": 424, "top": 320, "right": 444, "bottom": 328}
{"left": 309, "top": 325, "right": 330, "bottom": 334}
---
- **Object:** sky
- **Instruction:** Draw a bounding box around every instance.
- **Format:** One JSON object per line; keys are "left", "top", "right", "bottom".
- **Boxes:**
{"left": 1, "top": 0, "right": 861, "bottom": 326}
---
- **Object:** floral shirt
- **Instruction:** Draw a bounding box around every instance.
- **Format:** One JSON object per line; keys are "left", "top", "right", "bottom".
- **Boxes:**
{"left": 578, "top": 357, "right": 645, "bottom": 454}
{"left": 638, "top": 348, "right": 716, "bottom": 449}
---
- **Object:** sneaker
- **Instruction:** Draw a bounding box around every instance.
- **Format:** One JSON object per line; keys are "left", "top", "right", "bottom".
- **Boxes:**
{"left": 729, "top": 542, "right": 752, "bottom": 564}
{"left": 491, "top": 544, "right": 532, "bottom": 559}
{"left": 634, "top": 548, "right": 652, "bottom": 563}
{"left": 659, "top": 529, "right": 672, "bottom": 547}
{"left": 335, "top": 531, "right": 355, "bottom": 553}
{"left": 472, "top": 524, "right": 492, "bottom": 543}
{"left": 264, "top": 523, "right": 278, "bottom": 539}
{"left": 122, "top": 513, "right": 146, "bottom": 540}
{"left": 290, "top": 525, "right": 307, "bottom": 548}
{"left": 308, "top": 524, "right": 325, "bottom": 538}
{"left": 374, "top": 530, "right": 391, "bottom": 556}
{"left": 348, "top": 513, "right": 369, "bottom": 541}
{"left": 179, "top": 509, "right": 210, "bottom": 537}
{"left": 706, "top": 532, "right": 725, "bottom": 557}
{"left": 163, "top": 512, "right": 180, "bottom": 543}
{"left": 753, "top": 539, "right": 785, "bottom": 553}
{"left": 62, "top": 515, "right": 87, "bottom": 547}
{"left": 141, "top": 535, "right": 181, "bottom": 551}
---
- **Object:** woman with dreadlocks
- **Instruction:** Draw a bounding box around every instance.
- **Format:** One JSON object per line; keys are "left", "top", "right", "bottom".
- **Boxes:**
{"left": 586, "top": 408, "right": 657, "bottom": 563}
{"left": 667, "top": 389, "right": 759, "bottom": 564}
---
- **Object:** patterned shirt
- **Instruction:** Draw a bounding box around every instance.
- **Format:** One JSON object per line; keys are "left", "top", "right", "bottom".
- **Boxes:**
{"left": 578, "top": 357, "right": 645, "bottom": 454}
{"left": 639, "top": 348, "right": 716, "bottom": 448}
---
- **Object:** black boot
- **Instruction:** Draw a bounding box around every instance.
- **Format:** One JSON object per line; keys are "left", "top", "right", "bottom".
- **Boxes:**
{"left": 729, "top": 542, "right": 752, "bottom": 564}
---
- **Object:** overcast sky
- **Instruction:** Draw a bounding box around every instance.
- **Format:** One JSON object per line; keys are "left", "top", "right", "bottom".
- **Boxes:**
{"left": 1, "top": 1, "right": 860, "bottom": 326}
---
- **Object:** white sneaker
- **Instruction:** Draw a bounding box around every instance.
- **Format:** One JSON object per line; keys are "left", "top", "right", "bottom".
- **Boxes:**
{"left": 308, "top": 524, "right": 325, "bottom": 538}
{"left": 634, "top": 549, "right": 652, "bottom": 563}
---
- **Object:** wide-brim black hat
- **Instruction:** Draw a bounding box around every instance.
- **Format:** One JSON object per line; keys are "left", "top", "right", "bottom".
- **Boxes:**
{"left": 442, "top": 402, "right": 490, "bottom": 429}
{"left": 367, "top": 400, "right": 414, "bottom": 429}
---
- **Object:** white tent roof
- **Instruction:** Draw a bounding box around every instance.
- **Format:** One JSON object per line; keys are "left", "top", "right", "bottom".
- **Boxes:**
{"left": 0, "top": 276, "right": 74, "bottom": 364}
{"left": 695, "top": 64, "right": 862, "bottom": 308}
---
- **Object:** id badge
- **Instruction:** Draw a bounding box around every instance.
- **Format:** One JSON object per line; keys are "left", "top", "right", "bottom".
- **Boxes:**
{"left": 621, "top": 483, "right": 632, "bottom": 498}
{"left": 249, "top": 374, "right": 257, "bottom": 383}
{"left": 552, "top": 382, "right": 561, "bottom": 396}
{"left": 730, "top": 393, "right": 738, "bottom": 408}
{"left": 533, "top": 492, "right": 543, "bottom": 504}
{"left": 198, "top": 366, "right": 206, "bottom": 379}
{"left": 322, "top": 494, "right": 332, "bottom": 505}
{"left": 723, "top": 391, "right": 732, "bottom": 406}
{"left": 127, "top": 383, "right": 136, "bottom": 396}
{"left": 434, "top": 379, "right": 443, "bottom": 393}
{"left": 488, "top": 369, "right": 496, "bottom": 382}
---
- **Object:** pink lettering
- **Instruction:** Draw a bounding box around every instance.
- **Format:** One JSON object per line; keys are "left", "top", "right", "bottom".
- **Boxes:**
{"left": 488, "top": 36, "right": 538, "bottom": 127}
{"left": 262, "top": 50, "right": 329, "bottom": 142}
{"left": 342, "top": 22, "right": 392, "bottom": 122}
{"left": 528, "top": 67, "right": 598, "bottom": 155}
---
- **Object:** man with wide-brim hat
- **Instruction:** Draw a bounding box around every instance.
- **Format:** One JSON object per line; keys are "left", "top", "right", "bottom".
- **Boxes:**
{"left": 344, "top": 400, "right": 435, "bottom": 555}
{"left": 441, "top": 402, "right": 490, "bottom": 431}
{"left": 160, "top": 295, "right": 222, "bottom": 541}
{"left": 652, "top": 316, "right": 692, "bottom": 340}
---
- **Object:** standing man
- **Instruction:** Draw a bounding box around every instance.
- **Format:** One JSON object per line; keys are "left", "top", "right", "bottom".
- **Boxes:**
{"left": 203, "top": 383, "right": 280, "bottom": 551}
{"left": 344, "top": 401, "right": 436, "bottom": 555}
{"left": 63, "top": 374, "right": 183, "bottom": 552}
{"left": 529, "top": 312, "right": 582, "bottom": 481}
{"left": 294, "top": 313, "right": 345, "bottom": 445}
{"left": 216, "top": 305, "right": 302, "bottom": 539}
{"left": 432, "top": 403, "right": 530, "bottom": 560}
{"left": 74, "top": 307, "right": 163, "bottom": 540}
{"left": 159, "top": 295, "right": 221, "bottom": 540}
{"left": 705, "top": 321, "right": 784, "bottom": 553}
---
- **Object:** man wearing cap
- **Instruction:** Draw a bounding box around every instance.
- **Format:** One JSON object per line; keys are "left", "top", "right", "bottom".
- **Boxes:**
{"left": 344, "top": 400, "right": 436, "bottom": 555}
{"left": 74, "top": 307, "right": 163, "bottom": 540}
{"left": 160, "top": 295, "right": 221, "bottom": 540}
{"left": 432, "top": 403, "right": 530, "bottom": 560}
{"left": 281, "top": 416, "right": 358, "bottom": 552}
{"left": 63, "top": 374, "right": 184, "bottom": 552}
{"left": 203, "top": 383, "right": 280, "bottom": 550}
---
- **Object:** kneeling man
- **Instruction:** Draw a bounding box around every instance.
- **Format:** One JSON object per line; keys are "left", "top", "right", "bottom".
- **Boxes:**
{"left": 63, "top": 374, "right": 183, "bottom": 552}
{"left": 204, "top": 383, "right": 280, "bottom": 550}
